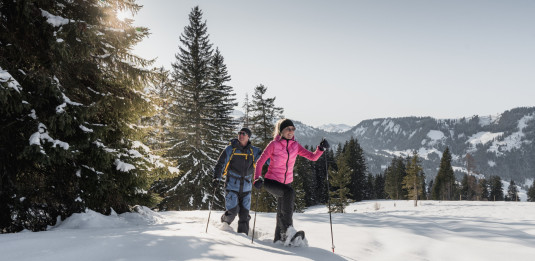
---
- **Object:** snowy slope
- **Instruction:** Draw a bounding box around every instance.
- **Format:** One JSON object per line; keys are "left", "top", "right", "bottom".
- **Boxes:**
{"left": 1, "top": 201, "right": 534, "bottom": 261}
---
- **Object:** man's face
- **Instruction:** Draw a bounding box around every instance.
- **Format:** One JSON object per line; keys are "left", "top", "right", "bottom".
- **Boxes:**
{"left": 238, "top": 131, "right": 249, "bottom": 143}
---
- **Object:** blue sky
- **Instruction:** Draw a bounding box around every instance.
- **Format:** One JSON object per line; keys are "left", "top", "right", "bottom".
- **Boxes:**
{"left": 130, "top": 0, "right": 535, "bottom": 127}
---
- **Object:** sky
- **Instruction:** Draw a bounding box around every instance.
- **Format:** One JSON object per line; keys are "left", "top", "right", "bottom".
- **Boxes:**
{"left": 128, "top": 0, "right": 535, "bottom": 127}
{"left": 2, "top": 200, "right": 535, "bottom": 261}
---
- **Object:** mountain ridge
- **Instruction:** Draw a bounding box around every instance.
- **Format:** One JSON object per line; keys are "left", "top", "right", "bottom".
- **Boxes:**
{"left": 293, "top": 106, "right": 535, "bottom": 183}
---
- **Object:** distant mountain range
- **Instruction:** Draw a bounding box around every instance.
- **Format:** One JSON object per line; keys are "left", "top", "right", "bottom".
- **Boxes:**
{"left": 293, "top": 107, "right": 535, "bottom": 186}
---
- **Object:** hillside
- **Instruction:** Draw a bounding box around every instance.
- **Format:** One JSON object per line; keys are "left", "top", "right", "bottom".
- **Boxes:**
{"left": 294, "top": 107, "right": 535, "bottom": 183}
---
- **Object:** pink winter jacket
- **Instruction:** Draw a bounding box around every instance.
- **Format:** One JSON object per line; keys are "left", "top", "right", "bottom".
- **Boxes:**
{"left": 254, "top": 136, "right": 324, "bottom": 184}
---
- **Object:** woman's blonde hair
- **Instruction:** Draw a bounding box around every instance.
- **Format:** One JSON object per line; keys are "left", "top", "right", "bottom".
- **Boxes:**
{"left": 273, "top": 118, "right": 286, "bottom": 139}
{"left": 273, "top": 118, "right": 295, "bottom": 139}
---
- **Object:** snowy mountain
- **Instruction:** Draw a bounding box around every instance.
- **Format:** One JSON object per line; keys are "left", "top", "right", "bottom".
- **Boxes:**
{"left": 294, "top": 107, "right": 535, "bottom": 183}
{"left": 316, "top": 123, "right": 352, "bottom": 133}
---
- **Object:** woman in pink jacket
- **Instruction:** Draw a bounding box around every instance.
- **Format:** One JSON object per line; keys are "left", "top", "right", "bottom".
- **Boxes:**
{"left": 253, "top": 118, "right": 329, "bottom": 243}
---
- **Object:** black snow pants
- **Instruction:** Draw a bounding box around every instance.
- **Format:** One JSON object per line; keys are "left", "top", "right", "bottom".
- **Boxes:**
{"left": 263, "top": 178, "right": 295, "bottom": 242}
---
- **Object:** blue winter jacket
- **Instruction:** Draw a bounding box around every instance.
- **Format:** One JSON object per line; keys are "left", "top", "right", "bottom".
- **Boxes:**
{"left": 213, "top": 139, "right": 262, "bottom": 193}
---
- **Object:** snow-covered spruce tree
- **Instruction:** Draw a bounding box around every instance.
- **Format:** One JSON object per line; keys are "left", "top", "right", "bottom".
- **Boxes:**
{"left": 141, "top": 67, "right": 176, "bottom": 198}
{"left": 0, "top": 0, "right": 155, "bottom": 232}
{"left": 158, "top": 7, "right": 236, "bottom": 210}
{"left": 248, "top": 84, "right": 283, "bottom": 212}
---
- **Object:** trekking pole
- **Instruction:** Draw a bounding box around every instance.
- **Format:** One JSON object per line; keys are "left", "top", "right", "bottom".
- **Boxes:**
{"left": 324, "top": 148, "right": 335, "bottom": 253}
{"left": 205, "top": 179, "right": 220, "bottom": 233}
{"left": 251, "top": 188, "right": 260, "bottom": 243}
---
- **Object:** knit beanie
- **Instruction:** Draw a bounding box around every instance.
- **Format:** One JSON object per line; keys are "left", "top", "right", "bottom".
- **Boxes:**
{"left": 240, "top": 127, "right": 252, "bottom": 137}
{"left": 279, "top": 119, "right": 294, "bottom": 133}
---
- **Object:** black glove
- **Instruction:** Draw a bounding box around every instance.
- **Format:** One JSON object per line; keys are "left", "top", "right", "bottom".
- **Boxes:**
{"left": 254, "top": 177, "right": 264, "bottom": 189}
{"left": 212, "top": 178, "right": 220, "bottom": 187}
{"left": 319, "top": 138, "right": 330, "bottom": 151}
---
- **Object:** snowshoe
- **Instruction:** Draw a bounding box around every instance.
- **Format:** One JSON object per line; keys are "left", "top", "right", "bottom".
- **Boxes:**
{"left": 283, "top": 227, "right": 308, "bottom": 247}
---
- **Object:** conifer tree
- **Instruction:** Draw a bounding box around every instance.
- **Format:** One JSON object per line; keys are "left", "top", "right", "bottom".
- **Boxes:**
{"left": 292, "top": 168, "right": 307, "bottom": 213}
{"left": 403, "top": 151, "right": 424, "bottom": 206}
{"left": 461, "top": 174, "right": 477, "bottom": 200}
{"left": 295, "top": 145, "right": 317, "bottom": 207}
{"left": 329, "top": 159, "right": 351, "bottom": 213}
{"left": 506, "top": 179, "right": 519, "bottom": 201}
{"left": 384, "top": 157, "right": 407, "bottom": 200}
{"left": 315, "top": 147, "right": 334, "bottom": 204}
{"left": 249, "top": 84, "right": 284, "bottom": 148}
{"left": 161, "top": 6, "right": 235, "bottom": 210}
{"left": 432, "top": 147, "right": 455, "bottom": 200}
{"left": 374, "top": 172, "right": 386, "bottom": 199}
{"left": 364, "top": 173, "right": 375, "bottom": 200}
{"left": 248, "top": 84, "right": 283, "bottom": 212}
{"left": 1, "top": 0, "right": 155, "bottom": 232}
{"left": 527, "top": 180, "right": 535, "bottom": 202}
{"left": 489, "top": 176, "right": 504, "bottom": 201}
{"left": 241, "top": 93, "right": 251, "bottom": 128}
{"left": 341, "top": 137, "right": 367, "bottom": 201}
{"left": 478, "top": 178, "right": 489, "bottom": 201}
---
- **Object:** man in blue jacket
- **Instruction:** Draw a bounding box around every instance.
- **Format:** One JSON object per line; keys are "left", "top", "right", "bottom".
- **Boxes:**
{"left": 213, "top": 128, "right": 262, "bottom": 235}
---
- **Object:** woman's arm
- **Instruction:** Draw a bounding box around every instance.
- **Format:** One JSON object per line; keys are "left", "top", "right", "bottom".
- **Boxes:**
{"left": 297, "top": 143, "right": 324, "bottom": 161}
{"left": 254, "top": 142, "right": 273, "bottom": 180}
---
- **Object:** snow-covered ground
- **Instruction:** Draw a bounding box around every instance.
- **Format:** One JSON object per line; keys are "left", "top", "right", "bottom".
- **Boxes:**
{"left": 1, "top": 200, "right": 535, "bottom": 261}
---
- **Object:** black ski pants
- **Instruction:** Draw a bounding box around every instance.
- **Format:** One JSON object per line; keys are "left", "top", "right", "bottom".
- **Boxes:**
{"left": 263, "top": 178, "right": 295, "bottom": 242}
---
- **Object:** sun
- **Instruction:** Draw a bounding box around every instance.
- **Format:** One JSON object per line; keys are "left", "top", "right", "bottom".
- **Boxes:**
{"left": 116, "top": 9, "right": 132, "bottom": 21}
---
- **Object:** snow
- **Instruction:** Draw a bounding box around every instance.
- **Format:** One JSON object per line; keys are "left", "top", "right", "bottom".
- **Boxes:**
{"left": 30, "top": 123, "right": 70, "bottom": 152}
{"left": 0, "top": 66, "right": 22, "bottom": 93}
{"left": 478, "top": 114, "right": 501, "bottom": 127}
{"left": 466, "top": 131, "right": 503, "bottom": 150}
{"left": 115, "top": 159, "right": 136, "bottom": 172}
{"left": 1, "top": 200, "right": 534, "bottom": 261}
{"left": 41, "top": 9, "right": 73, "bottom": 27}
{"left": 426, "top": 130, "right": 445, "bottom": 141}
{"left": 487, "top": 113, "right": 534, "bottom": 155}
{"left": 317, "top": 123, "right": 352, "bottom": 133}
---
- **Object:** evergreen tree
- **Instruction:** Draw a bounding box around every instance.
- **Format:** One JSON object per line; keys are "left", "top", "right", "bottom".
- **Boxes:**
{"left": 292, "top": 165, "right": 307, "bottom": 213}
{"left": 403, "top": 151, "right": 424, "bottom": 206}
{"left": 341, "top": 137, "right": 367, "bottom": 201}
{"left": 315, "top": 147, "right": 334, "bottom": 204}
{"left": 506, "top": 180, "right": 519, "bottom": 202}
{"left": 374, "top": 172, "right": 386, "bottom": 199}
{"left": 489, "top": 176, "right": 504, "bottom": 201}
{"left": 527, "top": 180, "right": 535, "bottom": 202}
{"left": 461, "top": 174, "right": 478, "bottom": 200}
{"left": 1, "top": 0, "right": 155, "bottom": 232}
{"left": 248, "top": 84, "right": 284, "bottom": 212}
{"left": 160, "top": 6, "right": 235, "bottom": 210}
{"left": 241, "top": 93, "right": 251, "bottom": 128}
{"left": 364, "top": 173, "right": 375, "bottom": 200}
{"left": 432, "top": 147, "right": 455, "bottom": 200}
{"left": 478, "top": 178, "right": 489, "bottom": 201}
{"left": 329, "top": 158, "right": 351, "bottom": 213}
{"left": 296, "top": 145, "right": 317, "bottom": 207}
{"left": 249, "top": 84, "right": 284, "bottom": 148}
{"left": 384, "top": 157, "right": 407, "bottom": 200}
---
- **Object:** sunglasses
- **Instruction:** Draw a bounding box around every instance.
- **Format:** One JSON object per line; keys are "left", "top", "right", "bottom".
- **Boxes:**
{"left": 238, "top": 131, "right": 248, "bottom": 136}
{"left": 284, "top": 127, "right": 296, "bottom": 132}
